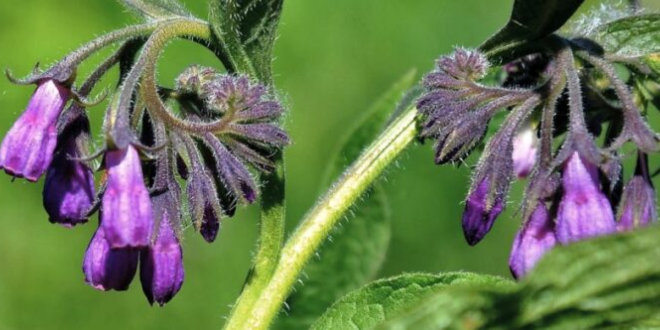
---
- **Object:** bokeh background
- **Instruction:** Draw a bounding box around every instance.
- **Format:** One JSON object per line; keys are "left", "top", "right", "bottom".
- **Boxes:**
{"left": 1, "top": 0, "right": 659, "bottom": 329}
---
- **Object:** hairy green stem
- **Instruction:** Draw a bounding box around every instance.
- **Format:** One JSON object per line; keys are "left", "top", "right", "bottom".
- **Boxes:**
{"left": 223, "top": 152, "right": 286, "bottom": 330}
{"left": 61, "top": 20, "right": 178, "bottom": 71}
{"left": 225, "top": 106, "right": 418, "bottom": 330}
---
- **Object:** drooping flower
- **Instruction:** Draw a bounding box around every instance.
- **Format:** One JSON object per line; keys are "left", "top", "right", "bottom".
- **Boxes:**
{"left": 556, "top": 152, "right": 616, "bottom": 243}
{"left": 509, "top": 204, "right": 557, "bottom": 279}
{"left": 140, "top": 216, "right": 184, "bottom": 306}
{"left": 462, "top": 178, "right": 504, "bottom": 246}
{"left": 101, "top": 145, "right": 153, "bottom": 248}
{"left": 83, "top": 224, "right": 139, "bottom": 291}
{"left": 617, "top": 153, "right": 657, "bottom": 231}
{"left": 0, "top": 80, "right": 70, "bottom": 181}
{"left": 512, "top": 127, "right": 538, "bottom": 178}
{"left": 43, "top": 137, "right": 95, "bottom": 227}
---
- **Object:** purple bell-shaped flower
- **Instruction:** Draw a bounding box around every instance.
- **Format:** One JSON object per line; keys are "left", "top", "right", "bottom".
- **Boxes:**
{"left": 101, "top": 145, "right": 153, "bottom": 248}
{"left": 83, "top": 224, "right": 139, "bottom": 291}
{"left": 140, "top": 216, "right": 185, "bottom": 306}
{"left": 0, "top": 80, "right": 70, "bottom": 181}
{"left": 509, "top": 204, "right": 557, "bottom": 279}
{"left": 556, "top": 152, "right": 616, "bottom": 244}
{"left": 43, "top": 137, "right": 95, "bottom": 227}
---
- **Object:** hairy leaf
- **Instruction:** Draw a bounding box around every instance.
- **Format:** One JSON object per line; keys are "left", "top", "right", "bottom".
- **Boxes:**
{"left": 589, "top": 14, "right": 660, "bottom": 58}
{"left": 480, "top": 0, "right": 585, "bottom": 62}
{"left": 273, "top": 70, "right": 417, "bottom": 330}
{"left": 209, "top": 0, "right": 284, "bottom": 82}
{"left": 118, "top": 0, "right": 192, "bottom": 20}
{"left": 373, "top": 227, "right": 660, "bottom": 330}
{"left": 311, "top": 273, "right": 513, "bottom": 330}
{"left": 518, "top": 225, "right": 660, "bottom": 329}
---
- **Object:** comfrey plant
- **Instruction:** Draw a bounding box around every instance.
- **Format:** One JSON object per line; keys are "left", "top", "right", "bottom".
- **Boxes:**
{"left": 3, "top": 0, "right": 660, "bottom": 329}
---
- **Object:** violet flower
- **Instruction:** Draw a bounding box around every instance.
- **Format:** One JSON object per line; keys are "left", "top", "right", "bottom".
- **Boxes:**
{"left": 43, "top": 137, "right": 95, "bottom": 227}
{"left": 509, "top": 204, "right": 557, "bottom": 279}
{"left": 102, "top": 145, "right": 153, "bottom": 248}
{"left": 556, "top": 152, "right": 616, "bottom": 244}
{"left": 83, "top": 224, "right": 139, "bottom": 291}
{"left": 0, "top": 80, "right": 70, "bottom": 181}
{"left": 617, "top": 154, "right": 657, "bottom": 231}
{"left": 462, "top": 178, "right": 504, "bottom": 246}
{"left": 140, "top": 217, "right": 184, "bottom": 306}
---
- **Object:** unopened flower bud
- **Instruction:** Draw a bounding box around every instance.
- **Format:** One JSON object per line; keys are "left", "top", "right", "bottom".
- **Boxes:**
{"left": 0, "top": 80, "right": 70, "bottom": 181}
{"left": 512, "top": 128, "right": 538, "bottom": 178}
{"left": 462, "top": 179, "right": 504, "bottom": 246}
{"left": 617, "top": 154, "right": 657, "bottom": 231}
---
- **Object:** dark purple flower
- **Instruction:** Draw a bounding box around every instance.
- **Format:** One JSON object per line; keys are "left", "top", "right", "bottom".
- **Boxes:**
{"left": 556, "top": 152, "right": 616, "bottom": 244}
{"left": 102, "top": 145, "right": 153, "bottom": 248}
{"left": 186, "top": 164, "right": 223, "bottom": 243}
{"left": 83, "top": 224, "right": 139, "bottom": 291}
{"left": 512, "top": 128, "right": 538, "bottom": 178}
{"left": 617, "top": 154, "right": 657, "bottom": 231}
{"left": 140, "top": 217, "right": 184, "bottom": 306}
{"left": 509, "top": 204, "right": 557, "bottom": 279}
{"left": 0, "top": 80, "right": 70, "bottom": 181}
{"left": 462, "top": 178, "right": 504, "bottom": 246}
{"left": 200, "top": 207, "right": 220, "bottom": 243}
{"left": 43, "top": 138, "right": 95, "bottom": 227}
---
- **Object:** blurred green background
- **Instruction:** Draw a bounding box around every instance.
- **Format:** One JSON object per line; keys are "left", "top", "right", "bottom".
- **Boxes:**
{"left": 1, "top": 0, "right": 659, "bottom": 329}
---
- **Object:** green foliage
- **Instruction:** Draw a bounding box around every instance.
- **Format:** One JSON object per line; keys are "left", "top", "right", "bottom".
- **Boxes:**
{"left": 311, "top": 273, "right": 514, "bottom": 330}
{"left": 209, "top": 0, "right": 284, "bottom": 82}
{"left": 274, "top": 70, "right": 417, "bottom": 330}
{"left": 117, "top": 0, "right": 193, "bottom": 20}
{"left": 351, "top": 226, "right": 660, "bottom": 330}
{"left": 589, "top": 14, "right": 660, "bottom": 58}
{"left": 479, "top": 0, "right": 584, "bottom": 62}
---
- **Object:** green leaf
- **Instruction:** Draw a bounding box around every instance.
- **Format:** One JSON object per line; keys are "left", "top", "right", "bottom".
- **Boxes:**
{"left": 209, "top": 0, "right": 284, "bottom": 82}
{"left": 311, "top": 273, "right": 513, "bottom": 330}
{"left": 589, "top": 14, "right": 660, "bottom": 58}
{"left": 374, "top": 227, "right": 660, "bottom": 330}
{"left": 517, "top": 226, "right": 660, "bottom": 330}
{"left": 480, "top": 0, "right": 585, "bottom": 62}
{"left": 118, "top": 0, "right": 193, "bottom": 20}
{"left": 273, "top": 70, "right": 417, "bottom": 330}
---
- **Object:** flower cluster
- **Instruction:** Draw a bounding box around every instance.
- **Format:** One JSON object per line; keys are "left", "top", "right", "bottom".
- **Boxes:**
{"left": 418, "top": 46, "right": 659, "bottom": 279}
{"left": 1, "top": 62, "right": 288, "bottom": 304}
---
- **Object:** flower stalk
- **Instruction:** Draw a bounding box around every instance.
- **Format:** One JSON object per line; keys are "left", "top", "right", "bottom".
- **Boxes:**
{"left": 224, "top": 106, "right": 418, "bottom": 330}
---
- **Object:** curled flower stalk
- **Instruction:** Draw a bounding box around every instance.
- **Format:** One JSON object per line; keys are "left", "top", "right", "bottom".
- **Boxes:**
{"left": 0, "top": 5, "right": 289, "bottom": 308}
{"left": 418, "top": 14, "right": 660, "bottom": 278}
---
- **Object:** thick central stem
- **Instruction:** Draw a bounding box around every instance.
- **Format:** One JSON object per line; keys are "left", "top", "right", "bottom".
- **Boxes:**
{"left": 226, "top": 106, "right": 418, "bottom": 330}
